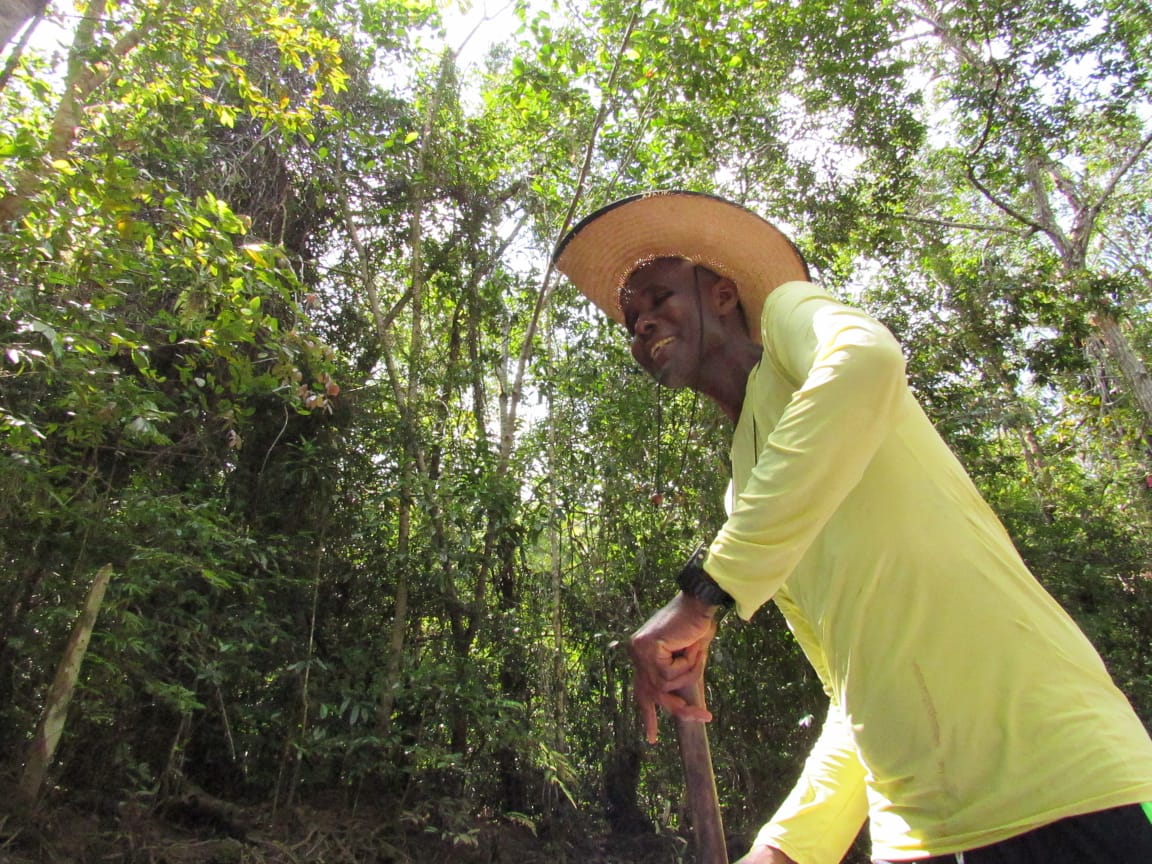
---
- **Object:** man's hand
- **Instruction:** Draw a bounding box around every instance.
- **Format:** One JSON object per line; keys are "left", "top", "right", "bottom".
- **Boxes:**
{"left": 734, "top": 845, "right": 798, "bottom": 864}
{"left": 628, "top": 591, "right": 720, "bottom": 744}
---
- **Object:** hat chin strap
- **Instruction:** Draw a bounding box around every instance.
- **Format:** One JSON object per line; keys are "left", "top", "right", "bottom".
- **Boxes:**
{"left": 688, "top": 263, "right": 707, "bottom": 390}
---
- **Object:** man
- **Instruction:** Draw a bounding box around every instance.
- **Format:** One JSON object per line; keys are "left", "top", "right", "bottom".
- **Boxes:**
{"left": 552, "top": 190, "right": 1152, "bottom": 864}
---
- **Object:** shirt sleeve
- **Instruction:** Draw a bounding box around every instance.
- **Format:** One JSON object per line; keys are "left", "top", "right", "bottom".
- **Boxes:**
{"left": 705, "top": 282, "right": 908, "bottom": 619}
{"left": 754, "top": 699, "right": 869, "bottom": 864}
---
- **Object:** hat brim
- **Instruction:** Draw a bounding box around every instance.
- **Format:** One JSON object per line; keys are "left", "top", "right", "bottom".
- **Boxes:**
{"left": 552, "top": 190, "right": 809, "bottom": 343}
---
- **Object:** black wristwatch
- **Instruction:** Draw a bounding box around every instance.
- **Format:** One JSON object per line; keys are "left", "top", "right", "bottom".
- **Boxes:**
{"left": 675, "top": 544, "right": 735, "bottom": 610}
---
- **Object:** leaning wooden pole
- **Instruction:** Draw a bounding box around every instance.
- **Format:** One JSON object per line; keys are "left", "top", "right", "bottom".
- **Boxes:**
{"left": 18, "top": 563, "right": 114, "bottom": 808}
{"left": 674, "top": 679, "right": 728, "bottom": 864}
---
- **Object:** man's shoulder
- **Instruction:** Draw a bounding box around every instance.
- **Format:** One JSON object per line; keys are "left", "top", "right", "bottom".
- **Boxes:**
{"left": 759, "top": 280, "right": 835, "bottom": 337}
{"left": 763, "top": 280, "right": 831, "bottom": 311}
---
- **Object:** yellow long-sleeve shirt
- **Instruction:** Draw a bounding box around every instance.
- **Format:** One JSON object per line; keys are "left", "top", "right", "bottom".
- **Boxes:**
{"left": 704, "top": 281, "right": 1152, "bottom": 863}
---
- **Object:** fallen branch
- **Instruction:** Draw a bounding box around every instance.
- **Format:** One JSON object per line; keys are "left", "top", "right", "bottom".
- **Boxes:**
{"left": 18, "top": 564, "right": 114, "bottom": 808}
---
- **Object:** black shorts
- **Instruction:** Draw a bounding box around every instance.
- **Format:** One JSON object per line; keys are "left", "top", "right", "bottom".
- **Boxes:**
{"left": 874, "top": 803, "right": 1152, "bottom": 863}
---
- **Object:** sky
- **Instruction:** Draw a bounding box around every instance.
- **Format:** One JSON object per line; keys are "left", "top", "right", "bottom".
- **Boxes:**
{"left": 440, "top": 0, "right": 522, "bottom": 68}
{"left": 17, "top": 1, "right": 527, "bottom": 69}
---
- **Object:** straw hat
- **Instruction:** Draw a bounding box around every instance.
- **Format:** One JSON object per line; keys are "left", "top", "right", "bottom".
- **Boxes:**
{"left": 552, "top": 190, "right": 809, "bottom": 343}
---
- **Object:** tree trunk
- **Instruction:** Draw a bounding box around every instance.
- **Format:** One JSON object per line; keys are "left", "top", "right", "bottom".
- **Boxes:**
{"left": 1092, "top": 312, "right": 1152, "bottom": 445}
{"left": 375, "top": 55, "right": 452, "bottom": 740}
{"left": 546, "top": 342, "right": 567, "bottom": 750}
{"left": 284, "top": 530, "right": 327, "bottom": 806}
{"left": 0, "top": 0, "right": 46, "bottom": 52}
{"left": 377, "top": 501, "right": 410, "bottom": 738}
{"left": 18, "top": 563, "right": 113, "bottom": 808}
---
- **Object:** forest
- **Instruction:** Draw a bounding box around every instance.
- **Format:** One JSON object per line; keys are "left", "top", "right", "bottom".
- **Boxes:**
{"left": 1, "top": 0, "right": 1150, "bottom": 861}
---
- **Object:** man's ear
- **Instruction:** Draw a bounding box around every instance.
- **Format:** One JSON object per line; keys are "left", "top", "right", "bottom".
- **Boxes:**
{"left": 711, "top": 277, "right": 741, "bottom": 316}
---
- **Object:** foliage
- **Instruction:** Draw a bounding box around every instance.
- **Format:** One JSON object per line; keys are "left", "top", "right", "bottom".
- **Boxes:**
{"left": 0, "top": 1, "right": 1149, "bottom": 863}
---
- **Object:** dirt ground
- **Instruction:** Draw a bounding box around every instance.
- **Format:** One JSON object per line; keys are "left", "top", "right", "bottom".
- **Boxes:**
{"left": 0, "top": 797, "right": 705, "bottom": 864}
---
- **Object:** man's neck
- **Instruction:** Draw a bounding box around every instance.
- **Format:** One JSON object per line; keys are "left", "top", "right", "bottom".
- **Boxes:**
{"left": 697, "top": 341, "right": 762, "bottom": 423}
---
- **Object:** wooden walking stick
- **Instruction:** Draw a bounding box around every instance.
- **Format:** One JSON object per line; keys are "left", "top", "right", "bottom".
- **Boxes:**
{"left": 673, "top": 678, "right": 728, "bottom": 864}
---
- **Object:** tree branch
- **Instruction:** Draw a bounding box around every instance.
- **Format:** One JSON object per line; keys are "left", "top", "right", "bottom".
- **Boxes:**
{"left": 500, "top": 2, "right": 642, "bottom": 471}
{"left": 1075, "top": 129, "right": 1152, "bottom": 256}
{"left": 878, "top": 211, "right": 1026, "bottom": 235}
{"left": 0, "top": 0, "right": 149, "bottom": 223}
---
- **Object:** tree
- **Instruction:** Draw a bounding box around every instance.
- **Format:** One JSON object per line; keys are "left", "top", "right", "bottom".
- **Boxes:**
{"left": 1, "top": 1, "right": 1149, "bottom": 861}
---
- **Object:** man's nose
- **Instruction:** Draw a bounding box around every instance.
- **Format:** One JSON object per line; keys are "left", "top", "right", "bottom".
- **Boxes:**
{"left": 634, "top": 311, "right": 656, "bottom": 335}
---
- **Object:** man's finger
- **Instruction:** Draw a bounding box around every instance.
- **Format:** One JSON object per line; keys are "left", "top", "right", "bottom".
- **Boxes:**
{"left": 659, "top": 645, "right": 709, "bottom": 682}
{"left": 642, "top": 700, "right": 659, "bottom": 744}
{"left": 656, "top": 689, "right": 713, "bottom": 723}
{"left": 660, "top": 666, "right": 706, "bottom": 696}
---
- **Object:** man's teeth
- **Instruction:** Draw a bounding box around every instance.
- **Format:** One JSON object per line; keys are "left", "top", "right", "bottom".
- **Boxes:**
{"left": 651, "top": 337, "right": 674, "bottom": 358}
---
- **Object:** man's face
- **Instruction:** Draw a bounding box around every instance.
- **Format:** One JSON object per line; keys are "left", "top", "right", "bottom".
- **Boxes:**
{"left": 620, "top": 258, "right": 705, "bottom": 388}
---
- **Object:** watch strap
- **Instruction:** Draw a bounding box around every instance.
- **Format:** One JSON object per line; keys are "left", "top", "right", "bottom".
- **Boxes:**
{"left": 675, "top": 544, "right": 734, "bottom": 610}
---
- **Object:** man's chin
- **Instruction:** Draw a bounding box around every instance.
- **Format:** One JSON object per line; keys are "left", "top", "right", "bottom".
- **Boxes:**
{"left": 635, "top": 358, "right": 688, "bottom": 388}
{"left": 652, "top": 366, "right": 688, "bottom": 388}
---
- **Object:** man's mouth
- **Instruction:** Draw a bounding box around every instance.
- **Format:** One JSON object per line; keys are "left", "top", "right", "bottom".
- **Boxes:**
{"left": 650, "top": 336, "right": 675, "bottom": 360}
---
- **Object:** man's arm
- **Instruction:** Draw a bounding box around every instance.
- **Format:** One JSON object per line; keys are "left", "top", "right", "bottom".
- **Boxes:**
{"left": 705, "top": 284, "right": 909, "bottom": 620}
{"left": 735, "top": 846, "right": 797, "bottom": 864}
{"left": 751, "top": 700, "right": 869, "bottom": 864}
